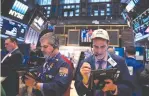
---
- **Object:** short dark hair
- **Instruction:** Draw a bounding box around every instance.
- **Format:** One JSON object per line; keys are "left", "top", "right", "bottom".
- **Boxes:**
{"left": 125, "top": 46, "right": 136, "bottom": 55}
{"left": 6, "top": 37, "right": 18, "bottom": 44}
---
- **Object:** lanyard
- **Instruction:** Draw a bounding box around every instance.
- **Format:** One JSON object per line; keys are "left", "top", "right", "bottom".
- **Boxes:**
{"left": 43, "top": 53, "right": 60, "bottom": 73}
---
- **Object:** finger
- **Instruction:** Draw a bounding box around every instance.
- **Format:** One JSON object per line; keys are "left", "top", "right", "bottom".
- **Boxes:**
{"left": 81, "top": 70, "right": 91, "bottom": 74}
{"left": 81, "top": 68, "right": 91, "bottom": 71}
{"left": 102, "top": 86, "right": 108, "bottom": 92}
{"left": 80, "top": 69, "right": 91, "bottom": 74}
{"left": 24, "top": 79, "right": 30, "bottom": 85}
{"left": 82, "top": 62, "right": 91, "bottom": 68}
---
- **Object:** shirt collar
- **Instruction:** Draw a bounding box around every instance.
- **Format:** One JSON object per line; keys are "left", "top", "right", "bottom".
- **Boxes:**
{"left": 127, "top": 56, "right": 135, "bottom": 59}
{"left": 9, "top": 48, "right": 18, "bottom": 54}
{"left": 46, "top": 52, "right": 60, "bottom": 62}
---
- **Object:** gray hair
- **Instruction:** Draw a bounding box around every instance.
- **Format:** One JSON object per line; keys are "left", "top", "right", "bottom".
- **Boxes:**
{"left": 40, "top": 33, "right": 59, "bottom": 48}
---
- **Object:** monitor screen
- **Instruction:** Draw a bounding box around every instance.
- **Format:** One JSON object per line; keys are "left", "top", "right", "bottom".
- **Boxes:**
{"left": 8, "top": 0, "right": 29, "bottom": 20}
{"left": 133, "top": 8, "right": 149, "bottom": 41}
{"left": 121, "top": 9, "right": 130, "bottom": 21}
{"left": 0, "top": 17, "right": 27, "bottom": 41}
{"left": 133, "top": 0, "right": 139, "bottom": 4}
{"left": 146, "top": 49, "right": 149, "bottom": 61}
{"left": 145, "top": 26, "right": 149, "bottom": 33}
{"left": 114, "top": 47, "right": 125, "bottom": 57}
{"left": 30, "top": 16, "right": 45, "bottom": 32}
{"left": 135, "top": 47, "right": 144, "bottom": 56}
{"left": 47, "top": 25, "right": 55, "bottom": 32}
{"left": 25, "top": 27, "right": 40, "bottom": 47}
{"left": 80, "top": 29, "right": 93, "bottom": 43}
{"left": 121, "top": 0, "right": 131, "bottom": 3}
{"left": 126, "top": 0, "right": 135, "bottom": 12}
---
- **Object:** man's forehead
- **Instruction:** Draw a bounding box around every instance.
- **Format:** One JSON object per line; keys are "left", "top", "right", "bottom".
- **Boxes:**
{"left": 93, "top": 44, "right": 106, "bottom": 47}
{"left": 40, "top": 40, "right": 49, "bottom": 45}
{"left": 5, "top": 39, "right": 11, "bottom": 43}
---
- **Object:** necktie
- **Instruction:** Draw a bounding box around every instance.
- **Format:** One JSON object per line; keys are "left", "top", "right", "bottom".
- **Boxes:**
{"left": 95, "top": 60, "right": 105, "bottom": 96}
{"left": 97, "top": 60, "right": 104, "bottom": 69}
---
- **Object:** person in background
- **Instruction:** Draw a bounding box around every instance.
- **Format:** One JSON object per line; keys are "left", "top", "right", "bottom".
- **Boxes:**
{"left": 140, "top": 64, "right": 149, "bottom": 96}
{"left": 125, "top": 46, "right": 144, "bottom": 96}
{"left": 140, "top": 64, "right": 149, "bottom": 84}
{"left": 1, "top": 37, "right": 23, "bottom": 96}
{"left": 107, "top": 46, "right": 115, "bottom": 55}
{"left": 24, "top": 33, "right": 73, "bottom": 96}
{"left": 75, "top": 29, "right": 134, "bottom": 96}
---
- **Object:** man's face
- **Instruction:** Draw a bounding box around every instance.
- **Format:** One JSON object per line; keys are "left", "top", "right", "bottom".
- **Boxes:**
{"left": 5, "top": 39, "right": 15, "bottom": 52}
{"left": 92, "top": 38, "right": 109, "bottom": 60}
{"left": 40, "top": 39, "right": 54, "bottom": 58}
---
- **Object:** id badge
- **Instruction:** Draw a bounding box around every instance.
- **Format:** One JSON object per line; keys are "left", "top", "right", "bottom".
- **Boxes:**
{"left": 107, "top": 57, "right": 117, "bottom": 67}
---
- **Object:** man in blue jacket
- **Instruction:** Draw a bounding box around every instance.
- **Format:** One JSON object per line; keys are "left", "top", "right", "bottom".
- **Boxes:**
{"left": 24, "top": 33, "right": 73, "bottom": 96}
{"left": 125, "top": 46, "right": 144, "bottom": 96}
{"left": 75, "top": 29, "right": 134, "bottom": 96}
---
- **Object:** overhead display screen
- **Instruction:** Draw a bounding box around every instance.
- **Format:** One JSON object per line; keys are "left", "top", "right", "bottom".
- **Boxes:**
{"left": 80, "top": 29, "right": 93, "bottom": 43}
{"left": 126, "top": 0, "right": 135, "bottom": 12}
{"left": 30, "top": 16, "right": 45, "bottom": 33}
{"left": 79, "top": 29, "right": 119, "bottom": 46}
{"left": 24, "top": 27, "right": 40, "bottom": 46}
{"left": 0, "top": 17, "right": 27, "bottom": 41}
{"left": 133, "top": 8, "right": 149, "bottom": 41}
{"left": 1, "top": 0, "right": 32, "bottom": 24}
{"left": 9, "top": 0, "right": 29, "bottom": 20}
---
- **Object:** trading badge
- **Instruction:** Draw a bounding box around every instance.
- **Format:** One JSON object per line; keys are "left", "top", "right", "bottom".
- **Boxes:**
{"left": 50, "top": 63, "right": 54, "bottom": 68}
{"left": 59, "top": 67, "right": 68, "bottom": 76}
{"left": 56, "top": 59, "right": 59, "bottom": 61}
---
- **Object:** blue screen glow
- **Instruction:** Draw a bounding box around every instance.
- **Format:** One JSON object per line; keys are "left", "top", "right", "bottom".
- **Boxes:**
{"left": 11, "top": 0, "right": 28, "bottom": 15}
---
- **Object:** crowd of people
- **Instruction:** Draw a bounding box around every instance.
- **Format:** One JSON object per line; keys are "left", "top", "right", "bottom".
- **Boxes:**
{"left": 1, "top": 29, "right": 149, "bottom": 96}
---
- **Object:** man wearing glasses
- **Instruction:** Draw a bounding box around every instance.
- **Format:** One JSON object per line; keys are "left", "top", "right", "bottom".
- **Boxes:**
{"left": 75, "top": 29, "right": 134, "bottom": 96}
{"left": 24, "top": 33, "right": 73, "bottom": 96}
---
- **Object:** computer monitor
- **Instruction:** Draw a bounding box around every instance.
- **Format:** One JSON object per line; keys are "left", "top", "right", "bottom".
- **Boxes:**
{"left": 80, "top": 29, "right": 93, "bottom": 43}
{"left": 146, "top": 49, "right": 149, "bottom": 61}
{"left": 114, "top": 47, "right": 125, "bottom": 57}
{"left": 0, "top": 17, "right": 27, "bottom": 41}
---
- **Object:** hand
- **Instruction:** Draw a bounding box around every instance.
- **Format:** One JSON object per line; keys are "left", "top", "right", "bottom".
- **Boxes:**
{"left": 80, "top": 62, "right": 91, "bottom": 85}
{"left": 102, "top": 79, "right": 117, "bottom": 92}
{"left": 25, "top": 75, "right": 36, "bottom": 87}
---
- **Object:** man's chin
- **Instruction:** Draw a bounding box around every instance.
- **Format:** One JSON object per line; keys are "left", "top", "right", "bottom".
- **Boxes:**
{"left": 95, "top": 55, "right": 105, "bottom": 60}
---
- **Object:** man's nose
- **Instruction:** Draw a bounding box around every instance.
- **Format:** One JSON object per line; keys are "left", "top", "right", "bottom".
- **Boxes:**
{"left": 41, "top": 47, "right": 44, "bottom": 52}
{"left": 97, "top": 48, "right": 103, "bottom": 54}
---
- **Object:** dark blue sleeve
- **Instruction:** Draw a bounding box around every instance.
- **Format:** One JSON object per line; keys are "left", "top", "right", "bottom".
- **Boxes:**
{"left": 116, "top": 58, "right": 134, "bottom": 96}
{"left": 42, "top": 62, "right": 73, "bottom": 95}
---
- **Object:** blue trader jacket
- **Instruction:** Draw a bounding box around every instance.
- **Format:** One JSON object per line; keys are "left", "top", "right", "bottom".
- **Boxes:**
{"left": 34, "top": 53, "right": 73, "bottom": 96}
{"left": 75, "top": 54, "right": 134, "bottom": 96}
{"left": 125, "top": 57, "right": 144, "bottom": 96}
